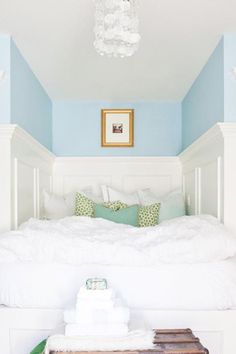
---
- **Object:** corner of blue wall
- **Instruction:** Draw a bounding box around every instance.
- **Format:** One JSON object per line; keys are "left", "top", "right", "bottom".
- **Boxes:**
{"left": 181, "top": 37, "right": 224, "bottom": 150}
{"left": 10, "top": 38, "right": 52, "bottom": 150}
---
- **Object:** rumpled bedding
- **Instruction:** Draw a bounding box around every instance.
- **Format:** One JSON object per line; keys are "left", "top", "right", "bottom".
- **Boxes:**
{"left": 0, "top": 215, "right": 236, "bottom": 266}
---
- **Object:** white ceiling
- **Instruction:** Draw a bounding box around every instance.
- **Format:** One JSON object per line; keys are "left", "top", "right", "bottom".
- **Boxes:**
{"left": 0, "top": 0, "right": 236, "bottom": 101}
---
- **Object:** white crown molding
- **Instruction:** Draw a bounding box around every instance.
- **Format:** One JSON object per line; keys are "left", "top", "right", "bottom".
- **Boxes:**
{"left": 0, "top": 124, "right": 55, "bottom": 162}
{"left": 0, "top": 124, "right": 18, "bottom": 140}
{"left": 179, "top": 123, "right": 236, "bottom": 163}
{"left": 217, "top": 122, "right": 236, "bottom": 137}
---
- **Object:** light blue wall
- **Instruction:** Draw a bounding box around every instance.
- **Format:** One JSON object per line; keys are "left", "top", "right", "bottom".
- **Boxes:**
{"left": 224, "top": 33, "right": 236, "bottom": 122}
{"left": 3, "top": 33, "right": 236, "bottom": 155}
{"left": 0, "top": 34, "right": 11, "bottom": 123}
{"left": 182, "top": 39, "right": 224, "bottom": 149}
{"left": 53, "top": 101, "right": 182, "bottom": 156}
{"left": 10, "top": 40, "right": 52, "bottom": 149}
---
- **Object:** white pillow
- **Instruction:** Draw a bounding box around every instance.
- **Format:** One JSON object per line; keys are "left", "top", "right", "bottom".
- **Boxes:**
{"left": 101, "top": 185, "right": 139, "bottom": 205}
{"left": 138, "top": 189, "right": 186, "bottom": 223}
{"left": 43, "top": 191, "right": 73, "bottom": 219}
{"left": 43, "top": 187, "right": 103, "bottom": 219}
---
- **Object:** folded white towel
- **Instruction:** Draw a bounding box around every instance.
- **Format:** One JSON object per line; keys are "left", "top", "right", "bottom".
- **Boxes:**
{"left": 64, "top": 306, "right": 130, "bottom": 325}
{"left": 76, "top": 298, "right": 115, "bottom": 311}
{"left": 45, "top": 330, "right": 154, "bottom": 354}
{"left": 64, "top": 309, "right": 76, "bottom": 324}
{"left": 65, "top": 323, "right": 129, "bottom": 336}
{"left": 78, "top": 286, "right": 114, "bottom": 300}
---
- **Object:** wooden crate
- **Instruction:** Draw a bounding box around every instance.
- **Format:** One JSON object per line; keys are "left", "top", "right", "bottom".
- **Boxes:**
{"left": 50, "top": 328, "right": 209, "bottom": 354}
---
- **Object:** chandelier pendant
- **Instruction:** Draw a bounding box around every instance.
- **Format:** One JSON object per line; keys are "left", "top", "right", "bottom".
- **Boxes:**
{"left": 94, "top": 0, "right": 141, "bottom": 58}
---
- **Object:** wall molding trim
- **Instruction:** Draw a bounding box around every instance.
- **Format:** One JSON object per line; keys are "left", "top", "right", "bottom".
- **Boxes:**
{"left": 180, "top": 123, "right": 236, "bottom": 164}
{"left": 0, "top": 124, "right": 55, "bottom": 162}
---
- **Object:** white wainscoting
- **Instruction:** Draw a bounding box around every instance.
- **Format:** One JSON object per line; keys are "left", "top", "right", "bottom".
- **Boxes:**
{"left": 180, "top": 123, "right": 236, "bottom": 233}
{"left": 180, "top": 124, "right": 224, "bottom": 219}
{"left": 0, "top": 125, "right": 55, "bottom": 232}
{"left": 53, "top": 156, "right": 182, "bottom": 197}
{"left": 2, "top": 123, "right": 236, "bottom": 234}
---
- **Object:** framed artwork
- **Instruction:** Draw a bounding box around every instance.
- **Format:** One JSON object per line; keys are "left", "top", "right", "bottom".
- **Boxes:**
{"left": 101, "top": 109, "right": 134, "bottom": 147}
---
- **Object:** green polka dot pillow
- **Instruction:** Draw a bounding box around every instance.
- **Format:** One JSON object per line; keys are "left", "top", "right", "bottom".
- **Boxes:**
{"left": 138, "top": 203, "right": 160, "bottom": 227}
{"left": 75, "top": 194, "right": 128, "bottom": 218}
{"left": 75, "top": 193, "right": 160, "bottom": 227}
{"left": 103, "top": 201, "right": 128, "bottom": 211}
{"left": 75, "top": 193, "right": 95, "bottom": 217}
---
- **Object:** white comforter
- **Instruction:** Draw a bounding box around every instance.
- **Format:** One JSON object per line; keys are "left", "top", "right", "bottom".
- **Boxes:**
{"left": 0, "top": 215, "right": 236, "bottom": 266}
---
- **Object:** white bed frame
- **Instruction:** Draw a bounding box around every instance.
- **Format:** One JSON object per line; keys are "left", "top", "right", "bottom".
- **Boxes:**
{"left": 1, "top": 123, "right": 236, "bottom": 354}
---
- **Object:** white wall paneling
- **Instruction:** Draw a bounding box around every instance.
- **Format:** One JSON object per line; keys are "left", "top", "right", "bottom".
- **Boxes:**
{"left": 180, "top": 125, "right": 224, "bottom": 221}
{"left": 180, "top": 123, "right": 236, "bottom": 233}
{"left": 0, "top": 125, "right": 55, "bottom": 232}
{"left": 0, "top": 127, "right": 12, "bottom": 231}
{"left": 53, "top": 157, "right": 182, "bottom": 197}
{"left": 2, "top": 123, "right": 236, "bottom": 233}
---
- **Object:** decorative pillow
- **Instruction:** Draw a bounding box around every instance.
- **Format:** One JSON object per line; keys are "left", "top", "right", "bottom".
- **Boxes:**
{"left": 95, "top": 204, "right": 139, "bottom": 227}
{"left": 43, "top": 187, "right": 101, "bottom": 220}
{"left": 101, "top": 185, "right": 139, "bottom": 205}
{"left": 138, "top": 203, "right": 160, "bottom": 227}
{"left": 103, "top": 201, "right": 128, "bottom": 211}
{"left": 75, "top": 193, "right": 95, "bottom": 217}
{"left": 138, "top": 189, "right": 185, "bottom": 223}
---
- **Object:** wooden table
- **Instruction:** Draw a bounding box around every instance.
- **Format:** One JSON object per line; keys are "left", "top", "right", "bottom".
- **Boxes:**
{"left": 50, "top": 329, "right": 209, "bottom": 354}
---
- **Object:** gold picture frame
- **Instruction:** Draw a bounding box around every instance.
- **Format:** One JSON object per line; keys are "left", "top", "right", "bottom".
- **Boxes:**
{"left": 101, "top": 109, "right": 134, "bottom": 147}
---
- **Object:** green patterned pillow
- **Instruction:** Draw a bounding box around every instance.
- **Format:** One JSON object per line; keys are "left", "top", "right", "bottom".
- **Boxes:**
{"left": 138, "top": 203, "right": 160, "bottom": 227}
{"left": 103, "top": 201, "right": 128, "bottom": 211}
{"left": 75, "top": 193, "right": 95, "bottom": 217}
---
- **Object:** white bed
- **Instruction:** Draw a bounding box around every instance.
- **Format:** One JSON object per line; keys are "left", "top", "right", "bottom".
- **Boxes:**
{"left": 1, "top": 123, "right": 236, "bottom": 354}
{"left": 0, "top": 214, "right": 236, "bottom": 311}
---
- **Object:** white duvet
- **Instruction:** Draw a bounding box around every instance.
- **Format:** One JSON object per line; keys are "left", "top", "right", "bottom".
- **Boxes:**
{"left": 0, "top": 215, "right": 236, "bottom": 266}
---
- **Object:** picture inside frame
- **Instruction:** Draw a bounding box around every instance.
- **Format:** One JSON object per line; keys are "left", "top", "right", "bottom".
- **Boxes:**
{"left": 101, "top": 109, "right": 134, "bottom": 147}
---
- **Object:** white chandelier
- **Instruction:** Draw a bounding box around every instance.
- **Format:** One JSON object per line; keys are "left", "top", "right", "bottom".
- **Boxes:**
{"left": 94, "top": 0, "right": 141, "bottom": 58}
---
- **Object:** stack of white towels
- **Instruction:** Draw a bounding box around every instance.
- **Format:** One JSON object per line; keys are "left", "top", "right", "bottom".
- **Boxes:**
{"left": 64, "top": 285, "right": 130, "bottom": 336}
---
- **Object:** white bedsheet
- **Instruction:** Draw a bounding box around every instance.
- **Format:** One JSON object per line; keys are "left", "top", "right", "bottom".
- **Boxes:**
{"left": 0, "top": 215, "right": 236, "bottom": 266}
{"left": 0, "top": 259, "right": 236, "bottom": 310}
{"left": 0, "top": 215, "right": 236, "bottom": 310}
